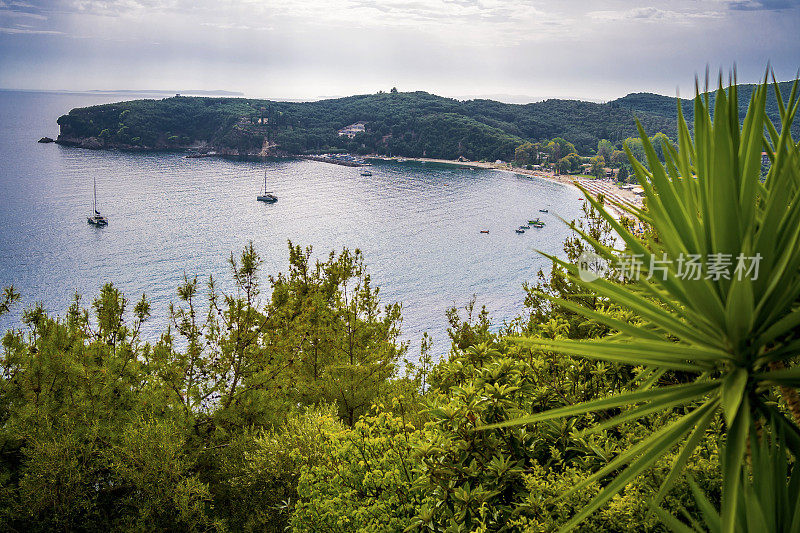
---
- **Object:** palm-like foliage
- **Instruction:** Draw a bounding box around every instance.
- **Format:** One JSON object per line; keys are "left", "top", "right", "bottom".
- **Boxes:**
{"left": 489, "top": 74, "right": 800, "bottom": 532}
{"left": 656, "top": 425, "right": 800, "bottom": 533}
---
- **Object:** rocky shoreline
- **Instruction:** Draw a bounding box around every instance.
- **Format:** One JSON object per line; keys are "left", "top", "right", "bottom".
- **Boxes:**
{"left": 55, "top": 136, "right": 161, "bottom": 151}
{"left": 53, "top": 135, "right": 285, "bottom": 158}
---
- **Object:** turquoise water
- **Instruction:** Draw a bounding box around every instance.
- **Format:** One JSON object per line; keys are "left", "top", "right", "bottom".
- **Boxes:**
{"left": 0, "top": 90, "right": 584, "bottom": 357}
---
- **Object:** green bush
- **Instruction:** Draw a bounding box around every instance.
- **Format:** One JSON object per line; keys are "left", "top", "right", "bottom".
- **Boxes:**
{"left": 292, "top": 406, "right": 423, "bottom": 532}
{"left": 207, "top": 406, "right": 343, "bottom": 532}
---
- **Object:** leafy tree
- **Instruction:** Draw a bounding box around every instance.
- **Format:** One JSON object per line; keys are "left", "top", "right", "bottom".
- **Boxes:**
{"left": 265, "top": 243, "right": 406, "bottom": 425}
{"left": 610, "top": 149, "right": 627, "bottom": 168}
{"left": 515, "top": 141, "right": 539, "bottom": 166}
{"left": 555, "top": 153, "right": 582, "bottom": 174}
{"left": 211, "top": 405, "right": 344, "bottom": 532}
{"left": 0, "top": 285, "right": 213, "bottom": 531}
{"left": 597, "top": 139, "right": 614, "bottom": 162}
{"left": 650, "top": 131, "right": 675, "bottom": 161}
{"left": 623, "top": 136, "right": 646, "bottom": 164}
{"left": 590, "top": 155, "right": 606, "bottom": 179}
{"left": 545, "top": 137, "right": 577, "bottom": 161}
{"left": 292, "top": 407, "right": 422, "bottom": 532}
{"left": 624, "top": 132, "right": 675, "bottom": 165}
{"left": 617, "top": 165, "right": 630, "bottom": 183}
{"left": 0, "top": 286, "right": 19, "bottom": 316}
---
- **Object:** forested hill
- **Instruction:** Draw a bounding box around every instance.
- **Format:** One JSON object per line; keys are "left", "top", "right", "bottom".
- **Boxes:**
{"left": 55, "top": 81, "right": 797, "bottom": 160}
{"left": 610, "top": 80, "right": 798, "bottom": 135}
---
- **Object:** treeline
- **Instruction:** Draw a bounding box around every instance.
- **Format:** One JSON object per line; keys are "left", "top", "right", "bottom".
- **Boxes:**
{"left": 0, "top": 215, "right": 720, "bottom": 531}
{"left": 514, "top": 132, "right": 677, "bottom": 182}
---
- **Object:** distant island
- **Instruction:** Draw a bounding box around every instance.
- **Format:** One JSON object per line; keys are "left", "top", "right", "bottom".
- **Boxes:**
{"left": 54, "top": 82, "right": 798, "bottom": 161}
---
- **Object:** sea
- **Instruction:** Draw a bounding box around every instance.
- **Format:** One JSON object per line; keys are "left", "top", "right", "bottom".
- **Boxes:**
{"left": 0, "top": 90, "right": 584, "bottom": 359}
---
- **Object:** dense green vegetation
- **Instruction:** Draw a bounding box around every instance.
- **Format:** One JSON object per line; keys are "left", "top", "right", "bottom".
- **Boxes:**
{"left": 56, "top": 81, "right": 797, "bottom": 160}
{"left": 9, "top": 77, "right": 798, "bottom": 531}
{"left": 0, "top": 213, "right": 725, "bottom": 532}
{"left": 611, "top": 80, "right": 799, "bottom": 138}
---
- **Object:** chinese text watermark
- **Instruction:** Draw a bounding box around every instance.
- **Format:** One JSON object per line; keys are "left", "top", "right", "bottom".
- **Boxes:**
{"left": 577, "top": 252, "right": 762, "bottom": 282}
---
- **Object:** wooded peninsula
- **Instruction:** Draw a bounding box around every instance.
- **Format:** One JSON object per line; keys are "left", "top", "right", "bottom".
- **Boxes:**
{"left": 55, "top": 82, "right": 798, "bottom": 161}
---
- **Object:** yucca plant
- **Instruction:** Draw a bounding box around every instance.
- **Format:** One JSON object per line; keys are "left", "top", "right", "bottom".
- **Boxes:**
{"left": 488, "top": 73, "right": 800, "bottom": 532}
{"left": 655, "top": 424, "right": 800, "bottom": 533}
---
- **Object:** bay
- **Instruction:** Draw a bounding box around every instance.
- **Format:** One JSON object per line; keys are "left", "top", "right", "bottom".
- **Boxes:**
{"left": 0, "top": 90, "right": 584, "bottom": 358}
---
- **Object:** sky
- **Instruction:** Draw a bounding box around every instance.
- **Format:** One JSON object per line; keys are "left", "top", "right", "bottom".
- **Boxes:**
{"left": 0, "top": 0, "right": 798, "bottom": 102}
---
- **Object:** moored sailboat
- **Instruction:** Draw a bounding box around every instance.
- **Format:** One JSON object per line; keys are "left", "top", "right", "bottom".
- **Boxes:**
{"left": 87, "top": 176, "right": 108, "bottom": 226}
{"left": 257, "top": 167, "right": 278, "bottom": 203}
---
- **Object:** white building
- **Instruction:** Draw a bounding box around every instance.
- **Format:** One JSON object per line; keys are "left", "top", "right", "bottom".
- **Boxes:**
{"left": 337, "top": 123, "right": 366, "bottom": 138}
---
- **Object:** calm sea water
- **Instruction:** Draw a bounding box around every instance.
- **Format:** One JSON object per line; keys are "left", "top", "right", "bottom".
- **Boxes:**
{"left": 0, "top": 90, "right": 583, "bottom": 358}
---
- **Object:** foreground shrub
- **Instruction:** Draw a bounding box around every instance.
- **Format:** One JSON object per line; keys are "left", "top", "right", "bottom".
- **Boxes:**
{"left": 292, "top": 406, "right": 423, "bottom": 532}
{"left": 207, "top": 406, "right": 343, "bottom": 532}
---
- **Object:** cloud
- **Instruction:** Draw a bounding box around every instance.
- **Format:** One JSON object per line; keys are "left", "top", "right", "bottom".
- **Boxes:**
{"left": 199, "top": 22, "right": 273, "bottom": 31}
{"left": 727, "top": 0, "right": 800, "bottom": 10}
{"left": 0, "top": 8, "right": 46, "bottom": 18}
{"left": 2, "top": 0, "right": 797, "bottom": 101}
{"left": 14, "top": 0, "right": 562, "bottom": 41}
{"left": 0, "top": 25, "right": 60, "bottom": 33}
{"left": 588, "top": 7, "right": 722, "bottom": 22}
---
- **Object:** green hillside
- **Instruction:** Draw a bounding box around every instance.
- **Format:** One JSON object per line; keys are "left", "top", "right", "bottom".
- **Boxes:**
{"left": 609, "top": 80, "right": 799, "bottom": 137}
{"left": 56, "top": 81, "right": 797, "bottom": 159}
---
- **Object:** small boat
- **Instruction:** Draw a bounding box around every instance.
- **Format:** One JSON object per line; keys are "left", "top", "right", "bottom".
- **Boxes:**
{"left": 87, "top": 176, "right": 108, "bottom": 226}
{"left": 515, "top": 228, "right": 525, "bottom": 234}
{"left": 519, "top": 225, "right": 530, "bottom": 230}
{"left": 257, "top": 167, "right": 278, "bottom": 203}
{"left": 528, "top": 218, "right": 546, "bottom": 227}
{"left": 539, "top": 209, "right": 549, "bottom": 213}
{"left": 360, "top": 170, "right": 373, "bottom": 176}
{"left": 480, "top": 230, "right": 489, "bottom": 234}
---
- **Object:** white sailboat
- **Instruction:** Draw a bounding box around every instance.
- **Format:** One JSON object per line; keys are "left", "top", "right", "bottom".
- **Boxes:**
{"left": 257, "top": 167, "right": 278, "bottom": 203}
{"left": 87, "top": 176, "right": 108, "bottom": 226}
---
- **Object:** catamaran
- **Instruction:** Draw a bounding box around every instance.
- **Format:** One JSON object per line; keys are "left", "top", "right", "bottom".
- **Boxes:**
{"left": 257, "top": 167, "right": 278, "bottom": 203}
{"left": 87, "top": 176, "right": 108, "bottom": 226}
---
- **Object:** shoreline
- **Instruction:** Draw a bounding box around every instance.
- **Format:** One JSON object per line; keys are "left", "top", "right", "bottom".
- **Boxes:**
{"left": 367, "top": 156, "right": 641, "bottom": 218}
{"left": 366, "top": 155, "right": 576, "bottom": 187}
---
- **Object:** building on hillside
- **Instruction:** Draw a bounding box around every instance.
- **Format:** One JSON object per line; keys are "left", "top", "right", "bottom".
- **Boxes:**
{"left": 338, "top": 123, "right": 366, "bottom": 138}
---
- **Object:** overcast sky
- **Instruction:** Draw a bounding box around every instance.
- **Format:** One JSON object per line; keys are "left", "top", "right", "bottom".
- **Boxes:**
{"left": 0, "top": 0, "right": 798, "bottom": 101}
